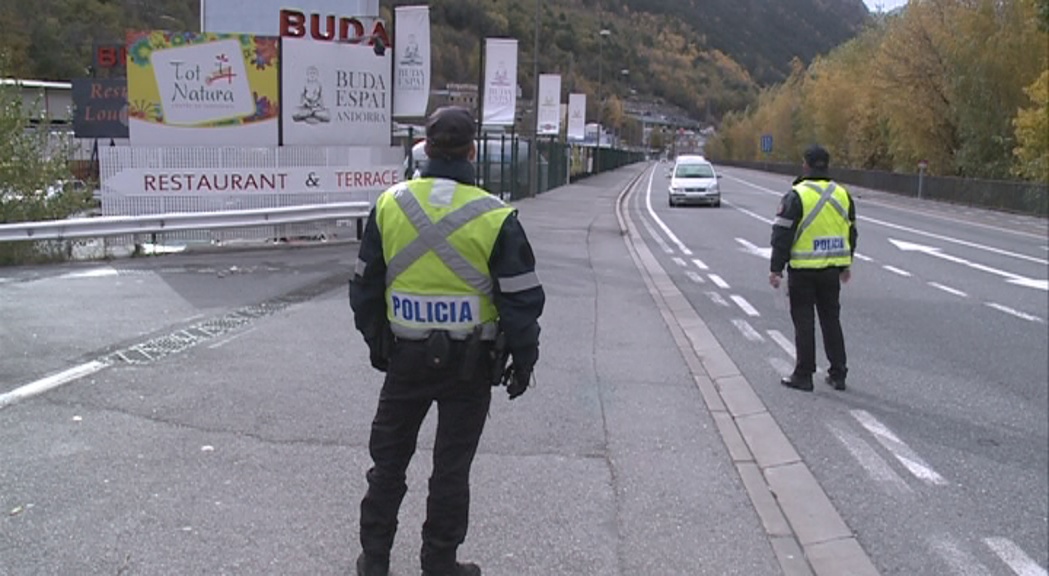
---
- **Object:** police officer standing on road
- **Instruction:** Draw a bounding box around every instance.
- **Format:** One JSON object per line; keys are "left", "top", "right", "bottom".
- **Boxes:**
{"left": 349, "top": 106, "right": 545, "bottom": 576}
{"left": 769, "top": 145, "right": 857, "bottom": 392}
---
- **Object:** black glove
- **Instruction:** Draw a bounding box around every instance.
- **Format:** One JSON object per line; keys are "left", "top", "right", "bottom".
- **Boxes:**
{"left": 368, "top": 342, "right": 389, "bottom": 372}
{"left": 505, "top": 365, "right": 532, "bottom": 400}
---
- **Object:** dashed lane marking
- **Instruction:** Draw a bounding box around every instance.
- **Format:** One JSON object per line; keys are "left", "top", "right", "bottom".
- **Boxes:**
{"left": 767, "top": 330, "right": 796, "bottom": 359}
{"left": 827, "top": 420, "right": 912, "bottom": 495}
{"left": 985, "top": 303, "right": 1045, "bottom": 323}
{"left": 672, "top": 257, "right": 688, "bottom": 267}
{"left": 729, "top": 294, "right": 760, "bottom": 317}
{"left": 731, "top": 319, "right": 764, "bottom": 342}
{"left": 691, "top": 258, "right": 709, "bottom": 270}
{"left": 706, "top": 291, "right": 730, "bottom": 307}
{"left": 708, "top": 274, "right": 730, "bottom": 289}
{"left": 928, "top": 282, "right": 968, "bottom": 298}
{"left": 685, "top": 271, "right": 706, "bottom": 284}
{"left": 883, "top": 265, "right": 913, "bottom": 277}
{"left": 983, "top": 537, "right": 1047, "bottom": 576}
{"left": 851, "top": 409, "right": 948, "bottom": 486}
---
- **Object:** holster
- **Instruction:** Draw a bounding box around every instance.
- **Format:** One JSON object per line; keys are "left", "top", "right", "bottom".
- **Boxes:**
{"left": 424, "top": 330, "right": 451, "bottom": 369}
{"left": 489, "top": 332, "right": 510, "bottom": 387}
{"left": 457, "top": 325, "right": 485, "bottom": 381}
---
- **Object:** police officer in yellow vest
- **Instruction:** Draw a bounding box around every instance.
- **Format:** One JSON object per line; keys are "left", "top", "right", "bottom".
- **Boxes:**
{"left": 349, "top": 106, "right": 544, "bottom": 576}
{"left": 769, "top": 145, "right": 857, "bottom": 392}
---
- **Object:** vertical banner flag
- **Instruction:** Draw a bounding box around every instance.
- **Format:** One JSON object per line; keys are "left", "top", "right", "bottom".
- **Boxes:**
{"left": 536, "top": 74, "right": 561, "bottom": 135}
{"left": 281, "top": 37, "right": 392, "bottom": 146}
{"left": 126, "top": 31, "right": 280, "bottom": 146}
{"left": 567, "top": 93, "right": 586, "bottom": 140}
{"left": 482, "top": 38, "right": 518, "bottom": 126}
{"left": 393, "top": 5, "right": 431, "bottom": 118}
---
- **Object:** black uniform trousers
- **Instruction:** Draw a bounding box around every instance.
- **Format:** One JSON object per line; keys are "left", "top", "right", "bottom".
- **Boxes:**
{"left": 359, "top": 338, "right": 492, "bottom": 574}
{"left": 788, "top": 267, "right": 848, "bottom": 381}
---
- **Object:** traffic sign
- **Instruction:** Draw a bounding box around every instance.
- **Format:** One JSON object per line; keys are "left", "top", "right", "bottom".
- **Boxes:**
{"left": 760, "top": 134, "right": 773, "bottom": 154}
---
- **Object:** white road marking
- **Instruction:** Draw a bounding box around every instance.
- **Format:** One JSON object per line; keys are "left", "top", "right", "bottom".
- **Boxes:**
{"left": 726, "top": 174, "right": 1049, "bottom": 266}
{"left": 58, "top": 267, "right": 120, "bottom": 280}
{"left": 706, "top": 291, "right": 730, "bottom": 307}
{"left": 640, "top": 217, "right": 674, "bottom": 254}
{"left": 851, "top": 409, "right": 948, "bottom": 486}
{"left": 767, "top": 330, "right": 796, "bottom": 359}
{"left": 883, "top": 265, "right": 913, "bottom": 277}
{"left": 986, "top": 303, "right": 1045, "bottom": 323}
{"left": 983, "top": 537, "right": 1048, "bottom": 576}
{"left": 708, "top": 274, "right": 731, "bottom": 289}
{"left": 685, "top": 270, "right": 706, "bottom": 284}
{"left": 890, "top": 238, "right": 1046, "bottom": 291}
{"left": 930, "top": 535, "right": 993, "bottom": 576}
{"left": 691, "top": 258, "right": 709, "bottom": 270}
{"left": 729, "top": 294, "right": 760, "bottom": 317}
{"left": 735, "top": 237, "right": 772, "bottom": 259}
{"left": 928, "top": 282, "right": 968, "bottom": 297}
{"left": 672, "top": 257, "right": 688, "bottom": 267}
{"left": 827, "top": 420, "right": 912, "bottom": 494}
{"left": 854, "top": 253, "right": 874, "bottom": 262}
{"left": 0, "top": 361, "right": 108, "bottom": 409}
{"left": 645, "top": 168, "right": 693, "bottom": 255}
{"left": 723, "top": 199, "right": 774, "bottom": 225}
{"left": 768, "top": 357, "right": 795, "bottom": 376}
{"left": 732, "top": 319, "right": 765, "bottom": 342}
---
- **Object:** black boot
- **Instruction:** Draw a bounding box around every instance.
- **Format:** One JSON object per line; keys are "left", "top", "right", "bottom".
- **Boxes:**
{"left": 422, "top": 561, "right": 481, "bottom": 576}
{"left": 780, "top": 374, "right": 813, "bottom": 391}
{"left": 357, "top": 553, "right": 390, "bottom": 576}
{"left": 824, "top": 374, "right": 846, "bottom": 391}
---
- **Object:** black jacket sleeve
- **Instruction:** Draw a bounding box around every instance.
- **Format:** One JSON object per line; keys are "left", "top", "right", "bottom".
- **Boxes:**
{"left": 349, "top": 207, "right": 388, "bottom": 343}
{"left": 770, "top": 190, "right": 802, "bottom": 274}
{"left": 488, "top": 211, "right": 545, "bottom": 370}
{"left": 847, "top": 191, "right": 858, "bottom": 258}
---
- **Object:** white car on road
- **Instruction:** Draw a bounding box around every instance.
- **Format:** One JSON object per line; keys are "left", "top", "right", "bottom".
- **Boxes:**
{"left": 668, "top": 155, "right": 721, "bottom": 207}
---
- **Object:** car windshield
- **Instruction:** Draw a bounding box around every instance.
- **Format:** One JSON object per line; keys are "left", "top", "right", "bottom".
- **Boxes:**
{"left": 675, "top": 164, "right": 714, "bottom": 178}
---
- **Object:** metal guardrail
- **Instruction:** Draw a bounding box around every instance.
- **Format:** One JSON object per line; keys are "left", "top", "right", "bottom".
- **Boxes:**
{"left": 711, "top": 159, "right": 1048, "bottom": 218}
{"left": 0, "top": 202, "right": 372, "bottom": 242}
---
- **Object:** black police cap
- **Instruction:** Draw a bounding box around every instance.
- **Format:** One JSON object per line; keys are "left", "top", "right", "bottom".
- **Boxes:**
{"left": 426, "top": 106, "right": 475, "bottom": 149}
{"left": 804, "top": 144, "right": 830, "bottom": 169}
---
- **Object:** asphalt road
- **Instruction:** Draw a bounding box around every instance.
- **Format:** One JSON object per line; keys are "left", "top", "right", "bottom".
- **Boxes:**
{"left": 0, "top": 170, "right": 784, "bottom": 576}
{"left": 630, "top": 162, "right": 1048, "bottom": 576}
{"left": 1, "top": 164, "right": 1045, "bottom": 576}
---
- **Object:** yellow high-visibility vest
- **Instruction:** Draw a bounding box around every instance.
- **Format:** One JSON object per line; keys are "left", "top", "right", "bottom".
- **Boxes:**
{"left": 375, "top": 178, "right": 513, "bottom": 340}
{"left": 790, "top": 180, "right": 853, "bottom": 269}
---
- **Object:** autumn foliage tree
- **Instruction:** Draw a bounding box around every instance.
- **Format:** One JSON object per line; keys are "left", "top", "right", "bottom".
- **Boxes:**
{"left": 707, "top": 0, "right": 1049, "bottom": 181}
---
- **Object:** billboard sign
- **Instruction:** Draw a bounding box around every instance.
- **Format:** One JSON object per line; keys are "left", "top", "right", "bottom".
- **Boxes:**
{"left": 72, "top": 77, "right": 129, "bottom": 138}
{"left": 281, "top": 37, "right": 391, "bottom": 146}
{"left": 126, "top": 30, "right": 280, "bottom": 146}
{"left": 201, "top": 0, "right": 380, "bottom": 34}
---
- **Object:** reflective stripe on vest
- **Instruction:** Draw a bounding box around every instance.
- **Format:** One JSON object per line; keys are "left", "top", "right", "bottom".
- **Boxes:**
{"left": 380, "top": 179, "right": 510, "bottom": 340}
{"left": 790, "top": 181, "right": 853, "bottom": 268}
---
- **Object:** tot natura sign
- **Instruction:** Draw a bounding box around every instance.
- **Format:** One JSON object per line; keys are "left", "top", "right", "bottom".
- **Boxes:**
{"left": 281, "top": 37, "right": 392, "bottom": 146}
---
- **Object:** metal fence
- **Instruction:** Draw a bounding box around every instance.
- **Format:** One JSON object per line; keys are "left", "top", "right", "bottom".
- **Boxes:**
{"left": 403, "top": 130, "right": 646, "bottom": 202}
{"left": 713, "top": 159, "right": 1048, "bottom": 217}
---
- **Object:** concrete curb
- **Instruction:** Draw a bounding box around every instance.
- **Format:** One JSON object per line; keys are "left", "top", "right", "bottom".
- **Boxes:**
{"left": 612, "top": 164, "right": 881, "bottom": 576}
